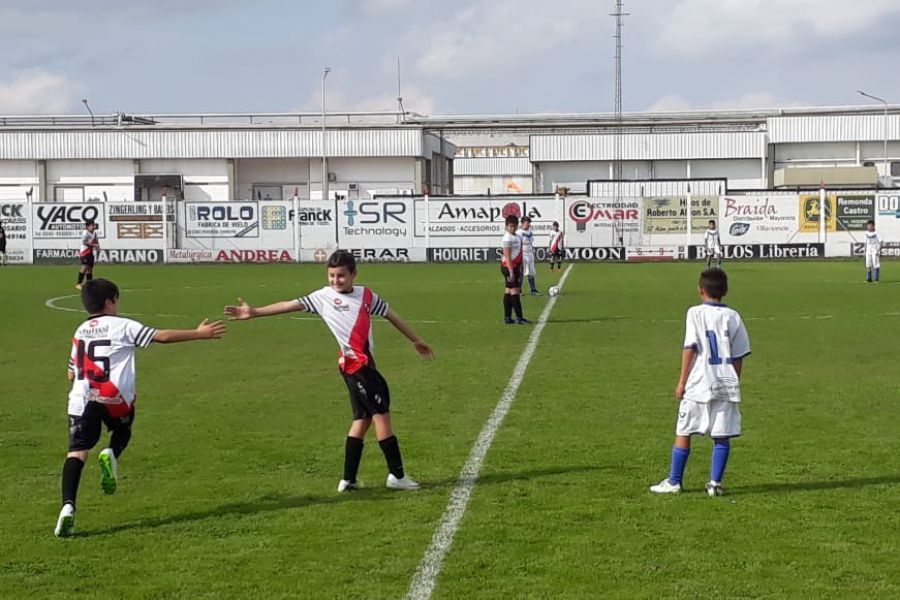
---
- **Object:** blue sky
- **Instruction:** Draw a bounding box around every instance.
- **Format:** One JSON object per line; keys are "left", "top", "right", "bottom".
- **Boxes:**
{"left": 2, "top": 0, "right": 900, "bottom": 116}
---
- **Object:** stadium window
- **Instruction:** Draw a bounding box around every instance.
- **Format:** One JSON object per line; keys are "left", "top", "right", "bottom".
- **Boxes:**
{"left": 891, "top": 162, "right": 900, "bottom": 177}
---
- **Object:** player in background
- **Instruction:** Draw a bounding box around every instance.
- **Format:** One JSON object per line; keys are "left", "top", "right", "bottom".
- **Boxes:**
{"left": 518, "top": 216, "right": 540, "bottom": 295}
{"left": 56, "top": 279, "right": 225, "bottom": 537}
{"left": 704, "top": 219, "right": 723, "bottom": 269}
{"left": 548, "top": 221, "right": 564, "bottom": 272}
{"left": 0, "top": 221, "right": 7, "bottom": 266}
{"left": 76, "top": 219, "right": 100, "bottom": 290}
{"left": 650, "top": 268, "right": 751, "bottom": 497}
{"left": 224, "top": 250, "right": 433, "bottom": 493}
{"left": 864, "top": 219, "right": 882, "bottom": 283}
{"left": 501, "top": 214, "right": 528, "bottom": 324}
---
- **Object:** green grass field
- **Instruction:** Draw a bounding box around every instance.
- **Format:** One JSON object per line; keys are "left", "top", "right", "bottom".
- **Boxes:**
{"left": 1, "top": 261, "right": 898, "bottom": 599}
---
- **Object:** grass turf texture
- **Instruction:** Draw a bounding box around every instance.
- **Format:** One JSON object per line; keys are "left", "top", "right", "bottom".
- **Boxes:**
{"left": 0, "top": 262, "right": 898, "bottom": 599}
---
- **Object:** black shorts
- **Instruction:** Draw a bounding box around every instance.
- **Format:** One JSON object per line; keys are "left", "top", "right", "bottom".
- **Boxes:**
{"left": 80, "top": 253, "right": 95, "bottom": 267}
{"left": 550, "top": 250, "right": 563, "bottom": 261}
{"left": 68, "top": 401, "right": 135, "bottom": 452}
{"left": 341, "top": 365, "right": 391, "bottom": 420}
{"left": 501, "top": 264, "right": 523, "bottom": 289}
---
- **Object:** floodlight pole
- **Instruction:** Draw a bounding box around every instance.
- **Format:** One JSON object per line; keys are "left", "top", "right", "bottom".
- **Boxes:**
{"left": 858, "top": 90, "right": 889, "bottom": 187}
{"left": 81, "top": 98, "right": 95, "bottom": 127}
{"left": 322, "top": 68, "right": 332, "bottom": 203}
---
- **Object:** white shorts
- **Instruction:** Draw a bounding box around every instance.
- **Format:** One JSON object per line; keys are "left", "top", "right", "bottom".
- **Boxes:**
{"left": 706, "top": 245, "right": 722, "bottom": 258}
{"left": 523, "top": 253, "right": 535, "bottom": 277}
{"left": 866, "top": 253, "right": 880, "bottom": 269}
{"left": 675, "top": 399, "right": 741, "bottom": 438}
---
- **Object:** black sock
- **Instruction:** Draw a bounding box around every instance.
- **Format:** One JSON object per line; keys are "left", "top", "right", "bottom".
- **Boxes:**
{"left": 378, "top": 435, "right": 405, "bottom": 479}
{"left": 86, "top": 272, "right": 93, "bottom": 281}
{"left": 503, "top": 293, "right": 512, "bottom": 319}
{"left": 343, "top": 436, "right": 364, "bottom": 482}
{"left": 62, "top": 456, "right": 85, "bottom": 508}
{"left": 528, "top": 277, "right": 536, "bottom": 292}
{"left": 77, "top": 272, "right": 85, "bottom": 284}
{"left": 512, "top": 295, "right": 524, "bottom": 319}
{"left": 109, "top": 429, "right": 131, "bottom": 459}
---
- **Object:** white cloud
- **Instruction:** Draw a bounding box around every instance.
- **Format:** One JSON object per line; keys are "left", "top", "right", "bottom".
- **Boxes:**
{"left": 0, "top": 70, "right": 84, "bottom": 114}
{"left": 412, "top": 0, "right": 602, "bottom": 78}
{"left": 653, "top": 0, "right": 900, "bottom": 58}
{"left": 354, "top": 0, "right": 417, "bottom": 15}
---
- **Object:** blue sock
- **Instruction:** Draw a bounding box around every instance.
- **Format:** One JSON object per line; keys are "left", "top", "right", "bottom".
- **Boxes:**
{"left": 875, "top": 268, "right": 880, "bottom": 281}
{"left": 710, "top": 440, "right": 731, "bottom": 483}
{"left": 668, "top": 446, "right": 690, "bottom": 485}
{"left": 528, "top": 276, "right": 536, "bottom": 291}
{"left": 867, "top": 269, "right": 872, "bottom": 281}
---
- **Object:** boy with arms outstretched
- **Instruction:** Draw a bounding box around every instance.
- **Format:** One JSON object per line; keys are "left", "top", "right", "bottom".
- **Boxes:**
{"left": 650, "top": 268, "right": 750, "bottom": 496}
{"left": 224, "top": 250, "right": 433, "bottom": 492}
{"left": 56, "top": 279, "right": 226, "bottom": 537}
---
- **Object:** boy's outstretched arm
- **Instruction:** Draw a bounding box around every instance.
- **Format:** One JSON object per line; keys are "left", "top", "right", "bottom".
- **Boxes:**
{"left": 224, "top": 297, "right": 305, "bottom": 320}
{"left": 675, "top": 347, "right": 696, "bottom": 399}
{"left": 384, "top": 308, "right": 434, "bottom": 359}
{"left": 154, "top": 319, "right": 226, "bottom": 344}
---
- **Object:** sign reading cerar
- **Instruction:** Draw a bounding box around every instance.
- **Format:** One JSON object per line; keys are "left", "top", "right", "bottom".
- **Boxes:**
{"left": 185, "top": 202, "right": 259, "bottom": 238}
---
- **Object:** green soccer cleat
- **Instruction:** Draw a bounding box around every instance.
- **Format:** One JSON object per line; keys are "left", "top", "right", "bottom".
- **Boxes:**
{"left": 99, "top": 448, "right": 118, "bottom": 495}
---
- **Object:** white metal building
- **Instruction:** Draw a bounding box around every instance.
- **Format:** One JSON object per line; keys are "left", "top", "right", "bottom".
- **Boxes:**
{"left": 416, "top": 105, "right": 900, "bottom": 194}
{"left": 0, "top": 112, "right": 455, "bottom": 203}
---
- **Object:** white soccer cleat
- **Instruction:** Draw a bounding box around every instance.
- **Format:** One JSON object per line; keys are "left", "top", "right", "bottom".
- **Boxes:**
{"left": 54, "top": 503, "right": 76, "bottom": 537}
{"left": 649, "top": 479, "right": 682, "bottom": 494}
{"left": 705, "top": 481, "right": 724, "bottom": 497}
{"left": 99, "top": 448, "right": 118, "bottom": 495}
{"left": 386, "top": 474, "right": 420, "bottom": 490}
{"left": 337, "top": 479, "right": 361, "bottom": 492}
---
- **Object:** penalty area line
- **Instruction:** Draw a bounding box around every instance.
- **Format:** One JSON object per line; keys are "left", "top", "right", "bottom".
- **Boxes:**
{"left": 405, "top": 264, "right": 574, "bottom": 600}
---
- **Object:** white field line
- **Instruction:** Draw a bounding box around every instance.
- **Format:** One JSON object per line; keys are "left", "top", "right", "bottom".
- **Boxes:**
{"left": 405, "top": 264, "right": 574, "bottom": 600}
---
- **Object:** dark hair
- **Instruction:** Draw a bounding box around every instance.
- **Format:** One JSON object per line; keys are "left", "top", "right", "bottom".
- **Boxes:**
{"left": 709, "top": 220, "right": 716, "bottom": 226}
{"left": 84, "top": 219, "right": 96, "bottom": 227}
{"left": 327, "top": 249, "right": 356, "bottom": 273}
{"left": 552, "top": 221, "right": 559, "bottom": 227}
{"left": 867, "top": 219, "right": 875, "bottom": 226}
{"left": 505, "top": 214, "right": 519, "bottom": 228}
{"left": 699, "top": 268, "right": 728, "bottom": 299}
{"left": 81, "top": 278, "right": 119, "bottom": 314}
{"left": 521, "top": 216, "right": 531, "bottom": 223}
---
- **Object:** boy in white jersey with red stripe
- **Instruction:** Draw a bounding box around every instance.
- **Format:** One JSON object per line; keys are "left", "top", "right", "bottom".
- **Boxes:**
{"left": 76, "top": 219, "right": 100, "bottom": 290}
{"left": 501, "top": 214, "right": 529, "bottom": 324}
{"left": 548, "top": 221, "right": 564, "bottom": 272}
{"left": 55, "top": 279, "right": 226, "bottom": 537}
{"left": 650, "top": 268, "right": 751, "bottom": 497}
{"left": 224, "top": 250, "right": 433, "bottom": 492}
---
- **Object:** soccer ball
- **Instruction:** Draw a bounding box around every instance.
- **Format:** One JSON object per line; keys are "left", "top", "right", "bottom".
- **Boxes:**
{"left": 548, "top": 285, "right": 560, "bottom": 297}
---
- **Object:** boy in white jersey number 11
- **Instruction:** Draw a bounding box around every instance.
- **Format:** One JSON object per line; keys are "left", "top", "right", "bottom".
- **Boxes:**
{"left": 56, "top": 279, "right": 226, "bottom": 537}
{"left": 224, "top": 250, "right": 433, "bottom": 492}
{"left": 650, "top": 268, "right": 751, "bottom": 497}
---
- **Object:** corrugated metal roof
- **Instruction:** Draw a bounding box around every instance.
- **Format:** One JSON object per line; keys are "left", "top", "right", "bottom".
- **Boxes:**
{"left": 767, "top": 115, "right": 900, "bottom": 143}
{"left": 588, "top": 179, "right": 727, "bottom": 197}
{"left": 531, "top": 132, "right": 766, "bottom": 162}
{"left": 453, "top": 157, "right": 532, "bottom": 176}
{"left": 0, "top": 129, "right": 444, "bottom": 160}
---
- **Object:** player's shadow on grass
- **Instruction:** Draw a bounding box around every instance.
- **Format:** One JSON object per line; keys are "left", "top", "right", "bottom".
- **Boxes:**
{"left": 80, "top": 464, "right": 605, "bottom": 538}
{"left": 733, "top": 474, "right": 900, "bottom": 496}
